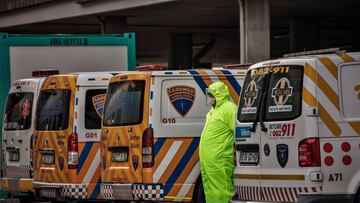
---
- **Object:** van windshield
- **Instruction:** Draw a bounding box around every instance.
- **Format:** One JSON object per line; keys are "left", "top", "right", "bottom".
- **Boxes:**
{"left": 103, "top": 80, "right": 145, "bottom": 126}
{"left": 35, "top": 89, "right": 71, "bottom": 131}
{"left": 238, "top": 65, "right": 303, "bottom": 122}
{"left": 4, "top": 92, "right": 34, "bottom": 131}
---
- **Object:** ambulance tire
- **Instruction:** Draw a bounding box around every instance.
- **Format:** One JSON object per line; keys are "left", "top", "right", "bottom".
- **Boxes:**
{"left": 192, "top": 177, "right": 205, "bottom": 203}
{"left": 355, "top": 189, "right": 360, "bottom": 203}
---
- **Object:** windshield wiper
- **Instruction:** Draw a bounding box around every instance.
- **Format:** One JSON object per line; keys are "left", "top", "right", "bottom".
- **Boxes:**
{"left": 249, "top": 74, "right": 269, "bottom": 133}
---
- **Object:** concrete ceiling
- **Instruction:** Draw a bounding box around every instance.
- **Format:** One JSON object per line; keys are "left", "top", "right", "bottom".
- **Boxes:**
{"left": 1, "top": 0, "right": 359, "bottom": 62}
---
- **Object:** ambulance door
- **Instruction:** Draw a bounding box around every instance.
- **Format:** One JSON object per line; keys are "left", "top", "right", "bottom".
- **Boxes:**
{"left": 3, "top": 83, "right": 36, "bottom": 177}
{"left": 260, "top": 60, "right": 320, "bottom": 202}
{"left": 33, "top": 76, "right": 76, "bottom": 183}
{"left": 75, "top": 87, "right": 107, "bottom": 183}
{"left": 102, "top": 74, "right": 150, "bottom": 183}
{"left": 235, "top": 66, "right": 266, "bottom": 200}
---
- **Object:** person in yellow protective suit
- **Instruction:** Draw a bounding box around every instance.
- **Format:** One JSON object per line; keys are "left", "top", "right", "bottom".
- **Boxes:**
{"left": 199, "top": 81, "right": 237, "bottom": 203}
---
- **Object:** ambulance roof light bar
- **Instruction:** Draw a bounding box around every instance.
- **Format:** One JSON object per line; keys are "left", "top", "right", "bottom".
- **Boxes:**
{"left": 283, "top": 47, "right": 343, "bottom": 58}
{"left": 222, "top": 63, "right": 252, "bottom": 69}
{"left": 32, "top": 69, "right": 59, "bottom": 77}
{"left": 136, "top": 64, "right": 165, "bottom": 71}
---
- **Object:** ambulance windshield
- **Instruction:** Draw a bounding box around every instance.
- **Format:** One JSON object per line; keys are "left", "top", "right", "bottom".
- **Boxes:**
{"left": 103, "top": 80, "right": 145, "bottom": 126}
{"left": 238, "top": 66, "right": 303, "bottom": 122}
{"left": 35, "top": 89, "right": 71, "bottom": 131}
{"left": 4, "top": 92, "right": 34, "bottom": 131}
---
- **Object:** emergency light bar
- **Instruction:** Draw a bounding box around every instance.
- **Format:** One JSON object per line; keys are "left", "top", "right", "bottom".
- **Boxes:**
{"left": 223, "top": 64, "right": 251, "bottom": 69}
{"left": 283, "top": 48, "right": 343, "bottom": 58}
{"left": 136, "top": 64, "right": 165, "bottom": 71}
{"left": 32, "top": 69, "right": 59, "bottom": 77}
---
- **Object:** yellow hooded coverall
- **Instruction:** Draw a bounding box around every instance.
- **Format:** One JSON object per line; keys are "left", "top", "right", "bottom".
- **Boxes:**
{"left": 199, "top": 81, "right": 237, "bottom": 203}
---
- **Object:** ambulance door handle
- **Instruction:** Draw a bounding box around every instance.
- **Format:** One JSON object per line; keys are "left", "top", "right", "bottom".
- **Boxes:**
{"left": 3, "top": 139, "right": 6, "bottom": 143}
{"left": 17, "top": 139, "right": 22, "bottom": 143}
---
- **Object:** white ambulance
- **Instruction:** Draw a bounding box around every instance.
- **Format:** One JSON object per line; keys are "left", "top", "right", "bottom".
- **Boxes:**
{"left": 233, "top": 51, "right": 360, "bottom": 203}
{"left": 100, "top": 66, "right": 246, "bottom": 202}
{"left": 1, "top": 70, "right": 58, "bottom": 196}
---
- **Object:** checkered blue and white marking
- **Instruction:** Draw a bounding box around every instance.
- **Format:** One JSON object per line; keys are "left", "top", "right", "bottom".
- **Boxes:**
{"left": 61, "top": 184, "right": 88, "bottom": 199}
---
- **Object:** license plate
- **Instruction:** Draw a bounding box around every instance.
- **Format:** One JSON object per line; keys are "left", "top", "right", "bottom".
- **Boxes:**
{"left": 42, "top": 154, "right": 55, "bottom": 164}
{"left": 239, "top": 152, "right": 259, "bottom": 165}
{"left": 112, "top": 152, "right": 128, "bottom": 162}
{"left": 9, "top": 151, "right": 19, "bottom": 162}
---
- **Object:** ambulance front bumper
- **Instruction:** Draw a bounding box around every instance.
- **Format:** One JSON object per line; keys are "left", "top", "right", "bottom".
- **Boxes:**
{"left": 101, "top": 183, "right": 164, "bottom": 201}
{"left": 33, "top": 181, "right": 90, "bottom": 200}
{"left": 1, "top": 178, "right": 33, "bottom": 195}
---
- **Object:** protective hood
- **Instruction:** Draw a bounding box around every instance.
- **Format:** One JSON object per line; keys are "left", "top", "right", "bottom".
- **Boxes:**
{"left": 206, "top": 81, "right": 231, "bottom": 108}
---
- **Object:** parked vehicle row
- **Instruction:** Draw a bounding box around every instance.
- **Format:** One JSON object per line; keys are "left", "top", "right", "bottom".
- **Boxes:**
{"left": 2, "top": 50, "right": 360, "bottom": 203}
{"left": 1, "top": 66, "right": 246, "bottom": 202}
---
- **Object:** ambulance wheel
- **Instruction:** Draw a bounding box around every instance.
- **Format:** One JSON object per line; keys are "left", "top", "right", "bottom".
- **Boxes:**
{"left": 355, "top": 190, "right": 360, "bottom": 203}
{"left": 192, "top": 177, "right": 205, "bottom": 203}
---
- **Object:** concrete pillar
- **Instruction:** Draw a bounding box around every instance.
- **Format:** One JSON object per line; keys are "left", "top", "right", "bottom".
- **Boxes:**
{"left": 239, "top": 0, "right": 270, "bottom": 63}
{"left": 100, "top": 16, "right": 128, "bottom": 34}
{"left": 289, "top": 17, "right": 318, "bottom": 52}
{"left": 168, "top": 33, "right": 192, "bottom": 69}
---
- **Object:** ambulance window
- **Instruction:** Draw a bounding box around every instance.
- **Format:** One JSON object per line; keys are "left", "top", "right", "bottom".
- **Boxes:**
{"left": 238, "top": 70, "right": 266, "bottom": 122}
{"left": 35, "top": 89, "right": 71, "bottom": 131}
{"left": 3, "top": 92, "right": 34, "bottom": 131}
{"left": 339, "top": 62, "right": 360, "bottom": 120}
{"left": 85, "top": 89, "right": 107, "bottom": 129}
{"left": 264, "top": 66, "right": 303, "bottom": 121}
{"left": 103, "top": 80, "right": 145, "bottom": 126}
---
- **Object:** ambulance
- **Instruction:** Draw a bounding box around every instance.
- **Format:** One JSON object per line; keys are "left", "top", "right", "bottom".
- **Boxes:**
{"left": 100, "top": 66, "right": 246, "bottom": 202}
{"left": 32, "top": 72, "right": 117, "bottom": 200}
{"left": 1, "top": 70, "right": 58, "bottom": 196}
{"left": 233, "top": 51, "right": 360, "bottom": 202}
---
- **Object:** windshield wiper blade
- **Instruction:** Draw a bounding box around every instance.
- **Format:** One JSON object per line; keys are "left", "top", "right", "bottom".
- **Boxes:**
{"left": 249, "top": 74, "right": 269, "bottom": 133}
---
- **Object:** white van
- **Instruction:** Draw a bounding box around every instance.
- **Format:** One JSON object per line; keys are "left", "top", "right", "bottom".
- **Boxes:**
{"left": 32, "top": 72, "right": 118, "bottom": 200}
{"left": 1, "top": 70, "right": 58, "bottom": 196}
{"left": 233, "top": 51, "right": 360, "bottom": 203}
{"left": 100, "top": 67, "right": 245, "bottom": 202}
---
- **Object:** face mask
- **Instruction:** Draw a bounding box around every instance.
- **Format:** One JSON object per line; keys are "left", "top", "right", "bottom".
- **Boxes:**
{"left": 206, "top": 93, "right": 216, "bottom": 107}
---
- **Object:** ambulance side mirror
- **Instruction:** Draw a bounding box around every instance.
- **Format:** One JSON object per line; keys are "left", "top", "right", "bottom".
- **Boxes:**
{"left": 307, "top": 107, "right": 318, "bottom": 117}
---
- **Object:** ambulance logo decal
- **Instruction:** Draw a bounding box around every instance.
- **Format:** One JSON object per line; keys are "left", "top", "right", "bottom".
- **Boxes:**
{"left": 241, "top": 81, "right": 258, "bottom": 114}
{"left": 132, "top": 155, "right": 139, "bottom": 171}
{"left": 272, "top": 78, "right": 293, "bottom": 106}
{"left": 276, "top": 144, "right": 288, "bottom": 168}
{"left": 21, "top": 99, "right": 30, "bottom": 119}
{"left": 244, "top": 81, "right": 258, "bottom": 107}
{"left": 92, "top": 94, "right": 106, "bottom": 117}
{"left": 167, "top": 85, "right": 196, "bottom": 117}
{"left": 269, "top": 78, "right": 293, "bottom": 113}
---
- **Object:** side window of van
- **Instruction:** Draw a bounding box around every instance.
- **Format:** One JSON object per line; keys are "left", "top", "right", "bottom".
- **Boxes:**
{"left": 339, "top": 62, "right": 360, "bottom": 120}
{"left": 85, "top": 89, "right": 107, "bottom": 129}
{"left": 264, "top": 66, "right": 303, "bottom": 121}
